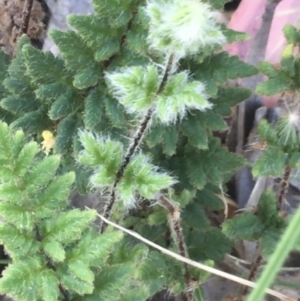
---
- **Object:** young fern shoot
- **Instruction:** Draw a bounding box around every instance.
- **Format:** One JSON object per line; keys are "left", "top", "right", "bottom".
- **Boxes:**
{"left": 95, "top": 0, "right": 226, "bottom": 227}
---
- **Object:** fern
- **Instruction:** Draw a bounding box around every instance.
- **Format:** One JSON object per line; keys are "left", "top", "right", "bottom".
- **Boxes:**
{"left": 1, "top": 0, "right": 287, "bottom": 300}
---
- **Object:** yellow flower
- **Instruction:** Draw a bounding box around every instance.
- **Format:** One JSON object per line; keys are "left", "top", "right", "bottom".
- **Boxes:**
{"left": 41, "top": 130, "right": 55, "bottom": 155}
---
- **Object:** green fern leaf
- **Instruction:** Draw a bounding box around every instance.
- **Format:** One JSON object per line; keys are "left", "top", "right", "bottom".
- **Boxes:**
{"left": 118, "top": 287, "right": 150, "bottom": 301}
{"left": 44, "top": 209, "right": 97, "bottom": 244}
{"left": 49, "top": 30, "right": 101, "bottom": 89}
{"left": 49, "top": 89, "right": 80, "bottom": 120}
{"left": 54, "top": 114, "right": 79, "bottom": 153}
{"left": 185, "top": 156, "right": 207, "bottom": 190}
{"left": 221, "top": 25, "right": 249, "bottom": 44}
{"left": 104, "top": 96, "right": 127, "bottom": 127}
{"left": 14, "top": 141, "right": 39, "bottom": 177}
{"left": 60, "top": 273, "right": 94, "bottom": 295}
{"left": 86, "top": 263, "right": 135, "bottom": 301}
{"left": 0, "top": 203, "right": 35, "bottom": 231}
{"left": 256, "top": 77, "right": 294, "bottom": 96}
{"left": 11, "top": 110, "right": 52, "bottom": 134}
{"left": 0, "top": 183, "right": 23, "bottom": 203}
{"left": 283, "top": 24, "right": 300, "bottom": 44}
{"left": 83, "top": 87, "right": 104, "bottom": 130}
{"left": 71, "top": 230, "right": 123, "bottom": 266}
{"left": 1, "top": 95, "right": 38, "bottom": 114}
{"left": 22, "top": 44, "right": 69, "bottom": 85}
{"left": 181, "top": 114, "right": 208, "bottom": 149}
{"left": 148, "top": 210, "right": 168, "bottom": 226}
{"left": 194, "top": 187, "right": 223, "bottom": 211}
{"left": 40, "top": 269, "right": 60, "bottom": 301}
{"left": 0, "top": 50, "right": 10, "bottom": 99}
{"left": 0, "top": 258, "right": 45, "bottom": 301}
{"left": 252, "top": 146, "right": 287, "bottom": 177}
{"left": 0, "top": 122, "right": 12, "bottom": 158}
{"left": 43, "top": 238, "right": 66, "bottom": 262}
{"left": 222, "top": 212, "right": 264, "bottom": 242}
{"left": 182, "top": 203, "right": 210, "bottom": 230}
{"left": 161, "top": 125, "right": 178, "bottom": 156}
{"left": 187, "top": 227, "right": 232, "bottom": 262}
{"left": 0, "top": 224, "right": 39, "bottom": 257}
{"left": 137, "top": 251, "right": 168, "bottom": 296}
{"left": 68, "top": 259, "right": 95, "bottom": 283}
{"left": 261, "top": 228, "right": 283, "bottom": 259}
{"left": 212, "top": 87, "right": 251, "bottom": 116}
{"left": 146, "top": 122, "right": 164, "bottom": 148}
{"left": 24, "top": 155, "right": 61, "bottom": 188}
{"left": 257, "top": 190, "right": 284, "bottom": 228}
{"left": 257, "top": 119, "right": 278, "bottom": 145}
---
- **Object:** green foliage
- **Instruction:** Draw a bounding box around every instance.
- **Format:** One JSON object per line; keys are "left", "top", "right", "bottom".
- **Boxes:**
{"left": 186, "top": 226, "right": 233, "bottom": 262}
{"left": 257, "top": 119, "right": 278, "bottom": 145}
{"left": 283, "top": 24, "right": 300, "bottom": 45}
{"left": 255, "top": 74, "right": 294, "bottom": 96}
{"left": 247, "top": 198, "right": 300, "bottom": 301}
{"left": 0, "top": 52, "right": 13, "bottom": 124}
{"left": 252, "top": 146, "right": 287, "bottom": 177}
{"left": 0, "top": 0, "right": 276, "bottom": 300}
{"left": 212, "top": 86, "right": 252, "bottom": 116}
{"left": 223, "top": 213, "right": 264, "bottom": 242}
{"left": 0, "top": 0, "right": 253, "bottom": 195}
{"left": 229, "top": 95, "right": 299, "bottom": 261}
{"left": 191, "top": 52, "right": 257, "bottom": 95}
{"left": 256, "top": 24, "right": 300, "bottom": 96}
{"left": 251, "top": 112, "right": 300, "bottom": 177}
{"left": 223, "top": 190, "right": 286, "bottom": 259}
{"left": 0, "top": 121, "right": 147, "bottom": 301}
{"left": 78, "top": 131, "right": 175, "bottom": 208}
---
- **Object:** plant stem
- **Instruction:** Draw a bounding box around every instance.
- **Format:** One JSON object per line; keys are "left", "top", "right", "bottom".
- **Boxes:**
{"left": 159, "top": 196, "right": 195, "bottom": 301}
{"left": 277, "top": 165, "right": 291, "bottom": 211}
{"left": 239, "top": 252, "right": 263, "bottom": 298}
{"left": 100, "top": 53, "right": 175, "bottom": 232}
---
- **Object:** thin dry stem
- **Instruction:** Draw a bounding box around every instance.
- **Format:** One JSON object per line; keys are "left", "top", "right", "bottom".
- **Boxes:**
{"left": 245, "top": 176, "right": 269, "bottom": 210}
{"left": 94, "top": 210, "right": 296, "bottom": 301}
{"left": 219, "top": 184, "right": 229, "bottom": 219}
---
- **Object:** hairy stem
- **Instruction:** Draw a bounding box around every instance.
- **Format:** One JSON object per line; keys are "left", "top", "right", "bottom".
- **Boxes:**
{"left": 159, "top": 196, "right": 195, "bottom": 301}
{"left": 100, "top": 53, "right": 175, "bottom": 232}
{"left": 239, "top": 252, "right": 263, "bottom": 299}
{"left": 277, "top": 165, "right": 291, "bottom": 211}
